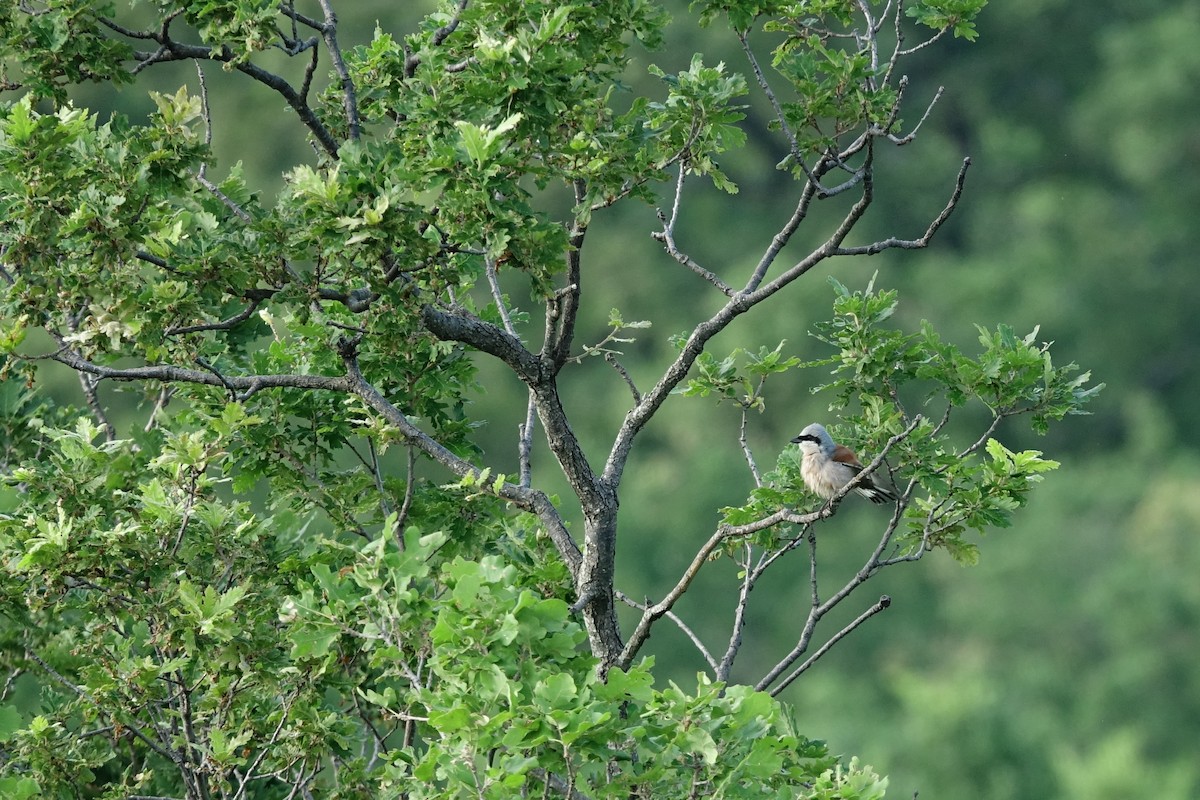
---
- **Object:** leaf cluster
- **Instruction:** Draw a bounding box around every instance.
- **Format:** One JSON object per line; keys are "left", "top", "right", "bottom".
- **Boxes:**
{"left": 1, "top": 416, "right": 885, "bottom": 798}
{"left": 710, "top": 278, "right": 1100, "bottom": 562}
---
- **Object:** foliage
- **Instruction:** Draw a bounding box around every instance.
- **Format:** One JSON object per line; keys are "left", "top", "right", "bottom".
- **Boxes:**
{"left": 0, "top": 424, "right": 879, "bottom": 798}
{"left": 710, "top": 277, "right": 1097, "bottom": 564}
{"left": 0, "top": 0, "right": 1105, "bottom": 797}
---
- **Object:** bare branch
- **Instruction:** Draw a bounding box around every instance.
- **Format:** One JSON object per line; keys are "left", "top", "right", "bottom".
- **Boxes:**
{"left": 395, "top": 443, "right": 417, "bottom": 545}
{"left": 876, "top": 84, "right": 945, "bottom": 146}
{"left": 829, "top": 156, "right": 970, "bottom": 256}
{"left": 743, "top": 181, "right": 819, "bottom": 293}
{"left": 195, "top": 170, "right": 254, "bottom": 223}
{"left": 518, "top": 393, "right": 536, "bottom": 488}
{"left": 338, "top": 339, "right": 583, "bottom": 577}
{"left": 604, "top": 352, "right": 641, "bottom": 404}
{"left": 165, "top": 299, "right": 262, "bottom": 337}
{"left": 607, "top": 188, "right": 861, "bottom": 488}
{"left": 651, "top": 165, "right": 735, "bottom": 295}
{"left": 736, "top": 28, "right": 831, "bottom": 194}
{"left": 421, "top": 304, "right": 541, "bottom": 382}
{"left": 315, "top": 0, "right": 361, "bottom": 141}
{"left": 543, "top": 179, "right": 588, "bottom": 368}
{"left": 615, "top": 590, "right": 717, "bottom": 672}
{"left": 169, "top": 468, "right": 201, "bottom": 557}
{"left": 195, "top": 61, "right": 213, "bottom": 148}
{"left": 616, "top": 500, "right": 828, "bottom": 670}
{"left": 738, "top": 407, "right": 763, "bottom": 487}
{"left": 652, "top": 210, "right": 735, "bottom": 295}
{"left": 44, "top": 342, "right": 349, "bottom": 394}
{"left": 715, "top": 544, "right": 757, "bottom": 682}
{"left": 78, "top": 372, "right": 115, "bottom": 441}
{"left": 277, "top": 2, "right": 325, "bottom": 33}
{"left": 768, "top": 595, "right": 892, "bottom": 696}
{"left": 485, "top": 255, "right": 519, "bottom": 338}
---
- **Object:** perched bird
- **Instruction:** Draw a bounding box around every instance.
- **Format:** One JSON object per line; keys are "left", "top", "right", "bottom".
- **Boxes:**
{"left": 790, "top": 423, "right": 896, "bottom": 504}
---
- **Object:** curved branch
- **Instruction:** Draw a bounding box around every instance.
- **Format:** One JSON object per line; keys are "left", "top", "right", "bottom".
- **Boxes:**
{"left": 543, "top": 179, "right": 588, "bottom": 369}
{"left": 315, "top": 0, "right": 360, "bottom": 141}
{"left": 339, "top": 345, "right": 581, "bottom": 576}
{"left": 615, "top": 590, "right": 717, "bottom": 673}
{"left": 404, "top": 0, "right": 470, "bottom": 77}
{"left": 767, "top": 595, "right": 892, "bottom": 697}
{"left": 616, "top": 503, "right": 828, "bottom": 671}
{"left": 47, "top": 345, "right": 351, "bottom": 395}
{"left": 126, "top": 36, "right": 340, "bottom": 156}
{"left": 830, "top": 157, "right": 971, "bottom": 256}
{"left": 165, "top": 299, "right": 261, "bottom": 336}
{"left": 420, "top": 304, "right": 541, "bottom": 382}
{"left": 420, "top": 303, "right": 607, "bottom": 512}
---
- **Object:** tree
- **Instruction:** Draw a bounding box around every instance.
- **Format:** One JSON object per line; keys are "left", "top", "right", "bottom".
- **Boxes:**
{"left": 0, "top": 1, "right": 1097, "bottom": 798}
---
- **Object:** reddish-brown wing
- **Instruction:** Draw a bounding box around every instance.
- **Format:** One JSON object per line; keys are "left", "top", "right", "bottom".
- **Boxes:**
{"left": 830, "top": 444, "right": 864, "bottom": 471}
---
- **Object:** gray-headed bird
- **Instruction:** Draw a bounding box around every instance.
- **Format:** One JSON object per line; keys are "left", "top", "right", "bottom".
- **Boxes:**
{"left": 790, "top": 423, "right": 896, "bottom": 504}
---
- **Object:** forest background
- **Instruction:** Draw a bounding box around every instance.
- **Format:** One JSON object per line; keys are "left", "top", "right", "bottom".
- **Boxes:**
{"left": 6, "top": 1, "right": 1200, "bottom": 798}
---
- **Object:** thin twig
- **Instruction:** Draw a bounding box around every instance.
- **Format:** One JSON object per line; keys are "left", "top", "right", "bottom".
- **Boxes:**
{"left": 78, "top": 372, "right": 115, "bottom": 442}
{"left": 830, "top": 156, "right": 970, "bottom": 256}
{"left": 485, "top": 255, "right": 519, "bottom": 338}
{"left": 366, "top": 436, "right": 395, "bottom": 533}
{"left": 166, "top": 300, "right": 261, "bottom": 336}
{"left": 736, "top": 28, "right": 829, "bottom": 193}
{"left": 768, "top": 595, "right": 892, "bottom": 696}
{"left": 169, "top": 467, "right": 201, "bottom": 557}
{"left": 395, "top": 444, "right": 417, "bottom": 548}
{"left": 651, "top": 168, "right": 735, "bottom": 296}
{"left": 195, "top": 61, "right": 212, "bottom": 147}
{"left": 738, "top": 407, "right": 762, "bottom": 487}
{"left": 518, "top": 392, "right": 536, "bottom": 488}
{"left": 604, "top": 353, "right": 641, "bottom": 403}
{"left": 615, "top": 590, "right": 717, "bottom": 672}
{"left": 315, "top": 0, "right": 360, "bottom": 141}
{"left": 744, "top": 181, "right": 819, "bottom": 292}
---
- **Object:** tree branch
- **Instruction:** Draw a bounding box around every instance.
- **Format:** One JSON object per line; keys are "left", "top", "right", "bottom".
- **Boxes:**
{"left": 604, "top": 147, "right": 899, "bottom": 493}
{"left": 124, "top": 33, "right": 340, "bottom": 156}
{"left": 751, "top": 422, "right": 919, "bottom": 692}
{"left": 615, "top": 590, "right": 717, "bottom": 672}
{"left": 165, "top": 299, "right": 261, "bottom": 336}
{"left": 338, "top": 339, "right": 583, "bottom": 577}
{"left": 46, "top": 345, "right": 351, "bottom": 395}
{"left": 404, "top": 0, "right": 470, "bottom": 77}
{"left": 420, "top": 304, "right": 540, "bottom": 382}
{"left": 623, "top": 417, "right": 918, "bottom": 679}
{"left": 543, "top": 179, "right": 588, "bottom": 369}
{"left": 767, "top": 595, "right": 892, "bottom": 696}
{"left": 315, "top": 0, "right": 360, "bottom": 141}
{"left": 651, "top": 165, "right": 735, "bottom": 295}
{"left": 615, "top": 501, "right": 826, "bottom": 671}
{"left": 830, "top": 157, "right": 970, "bottom": 256}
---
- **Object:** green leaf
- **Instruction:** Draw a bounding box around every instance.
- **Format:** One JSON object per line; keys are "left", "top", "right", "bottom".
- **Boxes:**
{"left": 534, "top": 673, "right": 578, "bottom": 710}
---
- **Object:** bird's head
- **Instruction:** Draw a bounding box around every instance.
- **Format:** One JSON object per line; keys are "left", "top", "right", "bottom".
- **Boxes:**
{"left": 790, "top": 422, "right": 834, "bottom": 456}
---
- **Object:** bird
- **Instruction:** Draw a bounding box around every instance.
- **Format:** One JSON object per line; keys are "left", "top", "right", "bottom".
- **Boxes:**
{"left": 790, "top": 423, "right": 896, "bottom": 504}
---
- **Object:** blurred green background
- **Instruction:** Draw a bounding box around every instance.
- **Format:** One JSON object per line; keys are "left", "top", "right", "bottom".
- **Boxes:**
{"left": 39, "top": 1, "right": 1200, "bottom": 797}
